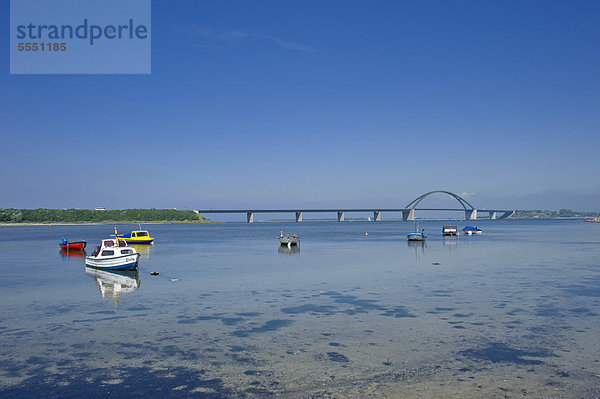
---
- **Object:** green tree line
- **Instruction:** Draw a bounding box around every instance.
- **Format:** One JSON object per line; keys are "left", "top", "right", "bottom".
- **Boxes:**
{"left": 0, "top": 208, "right": 212, "bottom": 223}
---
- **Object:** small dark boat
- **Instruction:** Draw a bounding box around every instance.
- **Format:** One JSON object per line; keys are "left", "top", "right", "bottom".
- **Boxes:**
{"left": 59, "top": 237, "right": 87, "bottom": 250}
{"left": 442, "top": 225, "right": 457, "bottom": 236}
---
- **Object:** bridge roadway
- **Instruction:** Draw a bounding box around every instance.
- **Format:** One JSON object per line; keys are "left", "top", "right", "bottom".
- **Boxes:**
{"left": 194, "top": 208, "right": 515, "bottom": 223}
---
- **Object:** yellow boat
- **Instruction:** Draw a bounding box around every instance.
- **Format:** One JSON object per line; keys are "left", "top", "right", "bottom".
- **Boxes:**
{"left": 120, "top": 230, "right": 154, "bottom": 244}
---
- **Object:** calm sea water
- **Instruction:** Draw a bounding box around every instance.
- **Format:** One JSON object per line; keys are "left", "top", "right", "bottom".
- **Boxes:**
{"left": 0, "top": 220, "right": 599, "bottom": 398}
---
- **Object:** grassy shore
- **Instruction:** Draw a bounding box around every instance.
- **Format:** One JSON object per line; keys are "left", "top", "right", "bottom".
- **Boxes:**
{"left": 512, "top": 209, "right": 600, "bottom": 219}
{"left": 0, "top": 208, "right": 213, "bottom": 225}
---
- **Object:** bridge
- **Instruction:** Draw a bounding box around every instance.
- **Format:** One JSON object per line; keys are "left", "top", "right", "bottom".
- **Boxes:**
{"left": 195, "top": 190, "right": 515, "bottom": 223}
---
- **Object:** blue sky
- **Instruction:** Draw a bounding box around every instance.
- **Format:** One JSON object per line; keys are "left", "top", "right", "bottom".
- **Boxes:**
{"left": 2, "top": 0, "right": 599, "bottom": 211}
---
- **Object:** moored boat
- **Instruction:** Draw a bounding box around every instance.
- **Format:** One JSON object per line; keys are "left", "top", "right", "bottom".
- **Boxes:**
{"left": 407, "top": 231, "right": 427, "bottom": 241}
{"left": 119, "top": 230, "right": 154, "bottom": 244}
{"left": 408, "top": 222, "right": 427, "bottom": 241}
{"left": 462, "top": 226, "right": 482, "bottom": 235}
{"left": 59, "top": 237, "right": 87, "bottom": 250}
{"left": 442, "top": 225, "right": 457, "bottom": 236}
{"left": 85, "top": 228, "right": 140, "bottom": 271}
{"left": 279, "top": 231, "right": 300, "bottom": 247}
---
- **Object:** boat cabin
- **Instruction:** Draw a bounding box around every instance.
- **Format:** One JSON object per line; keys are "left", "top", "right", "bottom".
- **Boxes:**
{"left": 92, "top": 239, "right": 133, "bottom": 257}
{"left": 102, "top": 239, "right": 127, "bottom": 248}
{"left": 98, "top": 247, "right": 135, "bottom": 257}
{"left": 130, "top": 231, "right": 150, "bottom": 238}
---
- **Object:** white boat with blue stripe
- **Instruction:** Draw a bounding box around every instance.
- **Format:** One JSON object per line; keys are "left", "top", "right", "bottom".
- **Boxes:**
{"left": 407, "top": 222, "right": 427, "bottom": 241}
{"left": 85, "top": 228, "right": 140, "bottom": 271}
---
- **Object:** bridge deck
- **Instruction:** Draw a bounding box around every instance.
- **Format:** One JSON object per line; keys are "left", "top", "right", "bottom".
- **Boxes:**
{"left": 196, "top": 208, "right": 409, "bottom": 213}
{"left": 195, "top": 208, "right": 511, "bottom": 213}
{"left": 194, "top": 192, "right": 514, "bottom": 221}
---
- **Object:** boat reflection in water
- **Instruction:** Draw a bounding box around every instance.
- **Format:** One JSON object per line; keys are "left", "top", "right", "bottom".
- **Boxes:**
{"left": 443, "top": 236, "right": 458, "bottom": 247}
{"left": 407, "top": 240, "right": 426, "bottom": 260}
{"left": 59, "top": 249, "right": 86, "bottom": 260}
{"left": 407, "top": 240, "right": 427, "bottom": 248}
{"left": 85, "top": 267, "right": 140, "bottom": 306}
{"left": 129, "top": 244, "right": 152, "bottom": 260}
{"left": 278, "top": 245, "right": 300, "bottom": 256}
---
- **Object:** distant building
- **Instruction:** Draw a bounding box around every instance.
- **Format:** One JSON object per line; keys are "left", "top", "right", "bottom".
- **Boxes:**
{"left": 95, "top": 207, "right": 106, "bottom": 211}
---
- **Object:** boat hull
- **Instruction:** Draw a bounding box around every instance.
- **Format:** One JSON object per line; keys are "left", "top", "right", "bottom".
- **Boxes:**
{"left": 85, "top": 253, "right": 140, "bottom": 271}
{"left": 59, "top": 241, "right": 87, "bottom": 250}
{"left": 123, "top": 238, "right": 154, "bottom": 244}
{"left": 279, "top": 235, "right": 299, "bottom": 245}
{"left": 407, "top": 233, "right": 427, "bottom": 241}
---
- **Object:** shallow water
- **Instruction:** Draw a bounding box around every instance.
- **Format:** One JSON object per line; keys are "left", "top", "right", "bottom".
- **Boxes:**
{"left": 0, "top": 220, "right": 599, "bottom": 398}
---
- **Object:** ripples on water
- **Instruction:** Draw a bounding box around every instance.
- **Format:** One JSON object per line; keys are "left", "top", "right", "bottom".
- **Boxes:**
{"left": 0, "top": 220, "right": 599, "bottom": 398}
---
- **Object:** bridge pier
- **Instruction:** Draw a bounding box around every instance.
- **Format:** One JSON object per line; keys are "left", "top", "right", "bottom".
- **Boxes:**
{"left": 247, "top": 212, "right": 254, "bottom": 223}
{"left": 295, "top": 212, "right": 303, "bottom": 222}
{"left": 490, "top": 211, "right": 497, "bottom": 220}
{"left": 465, "top": 209, "right": 478, "bottom": 220}
{"left": 402, "top": 209, "right": 415, "bottom": 221}
{"left": 374, "top": 211, "right": 381, "bottom": 221}
{"left": 337, "top": 211, "right": 345, "bottom": 222}
{"left": 498, "top": 210, "right": 515, "bottom": 219}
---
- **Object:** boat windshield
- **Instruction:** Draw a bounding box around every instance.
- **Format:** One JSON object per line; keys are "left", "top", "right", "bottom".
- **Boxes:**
{"left": 137, "top": 231, "right": 149, "bottom": 237}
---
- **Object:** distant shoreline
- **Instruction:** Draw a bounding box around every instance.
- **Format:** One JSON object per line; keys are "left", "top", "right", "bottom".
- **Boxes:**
{"left": 0, "top": 220, "right": 217, "bottom": 226}
{"left": 511, "top": 216, "right": 592, "bottom": 220}
{"left": 0, "top": 208, "right": 214, "bottom": 225}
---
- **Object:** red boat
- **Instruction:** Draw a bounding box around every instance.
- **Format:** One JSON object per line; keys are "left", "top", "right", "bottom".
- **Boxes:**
{"left": 59, "top": 238, "right": 87, "bottom": 251}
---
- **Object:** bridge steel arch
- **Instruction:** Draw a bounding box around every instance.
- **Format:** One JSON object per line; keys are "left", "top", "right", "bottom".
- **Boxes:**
{"left": 402, "top": 191, "right": 477, "bottom": 221}
{"left": 405, "top": 190, "right": 475, "bottom": 210}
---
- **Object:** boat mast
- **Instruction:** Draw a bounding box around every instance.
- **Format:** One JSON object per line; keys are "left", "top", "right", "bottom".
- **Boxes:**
{"left": 110, "top": 226, "right": 120, "bottom": 244}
